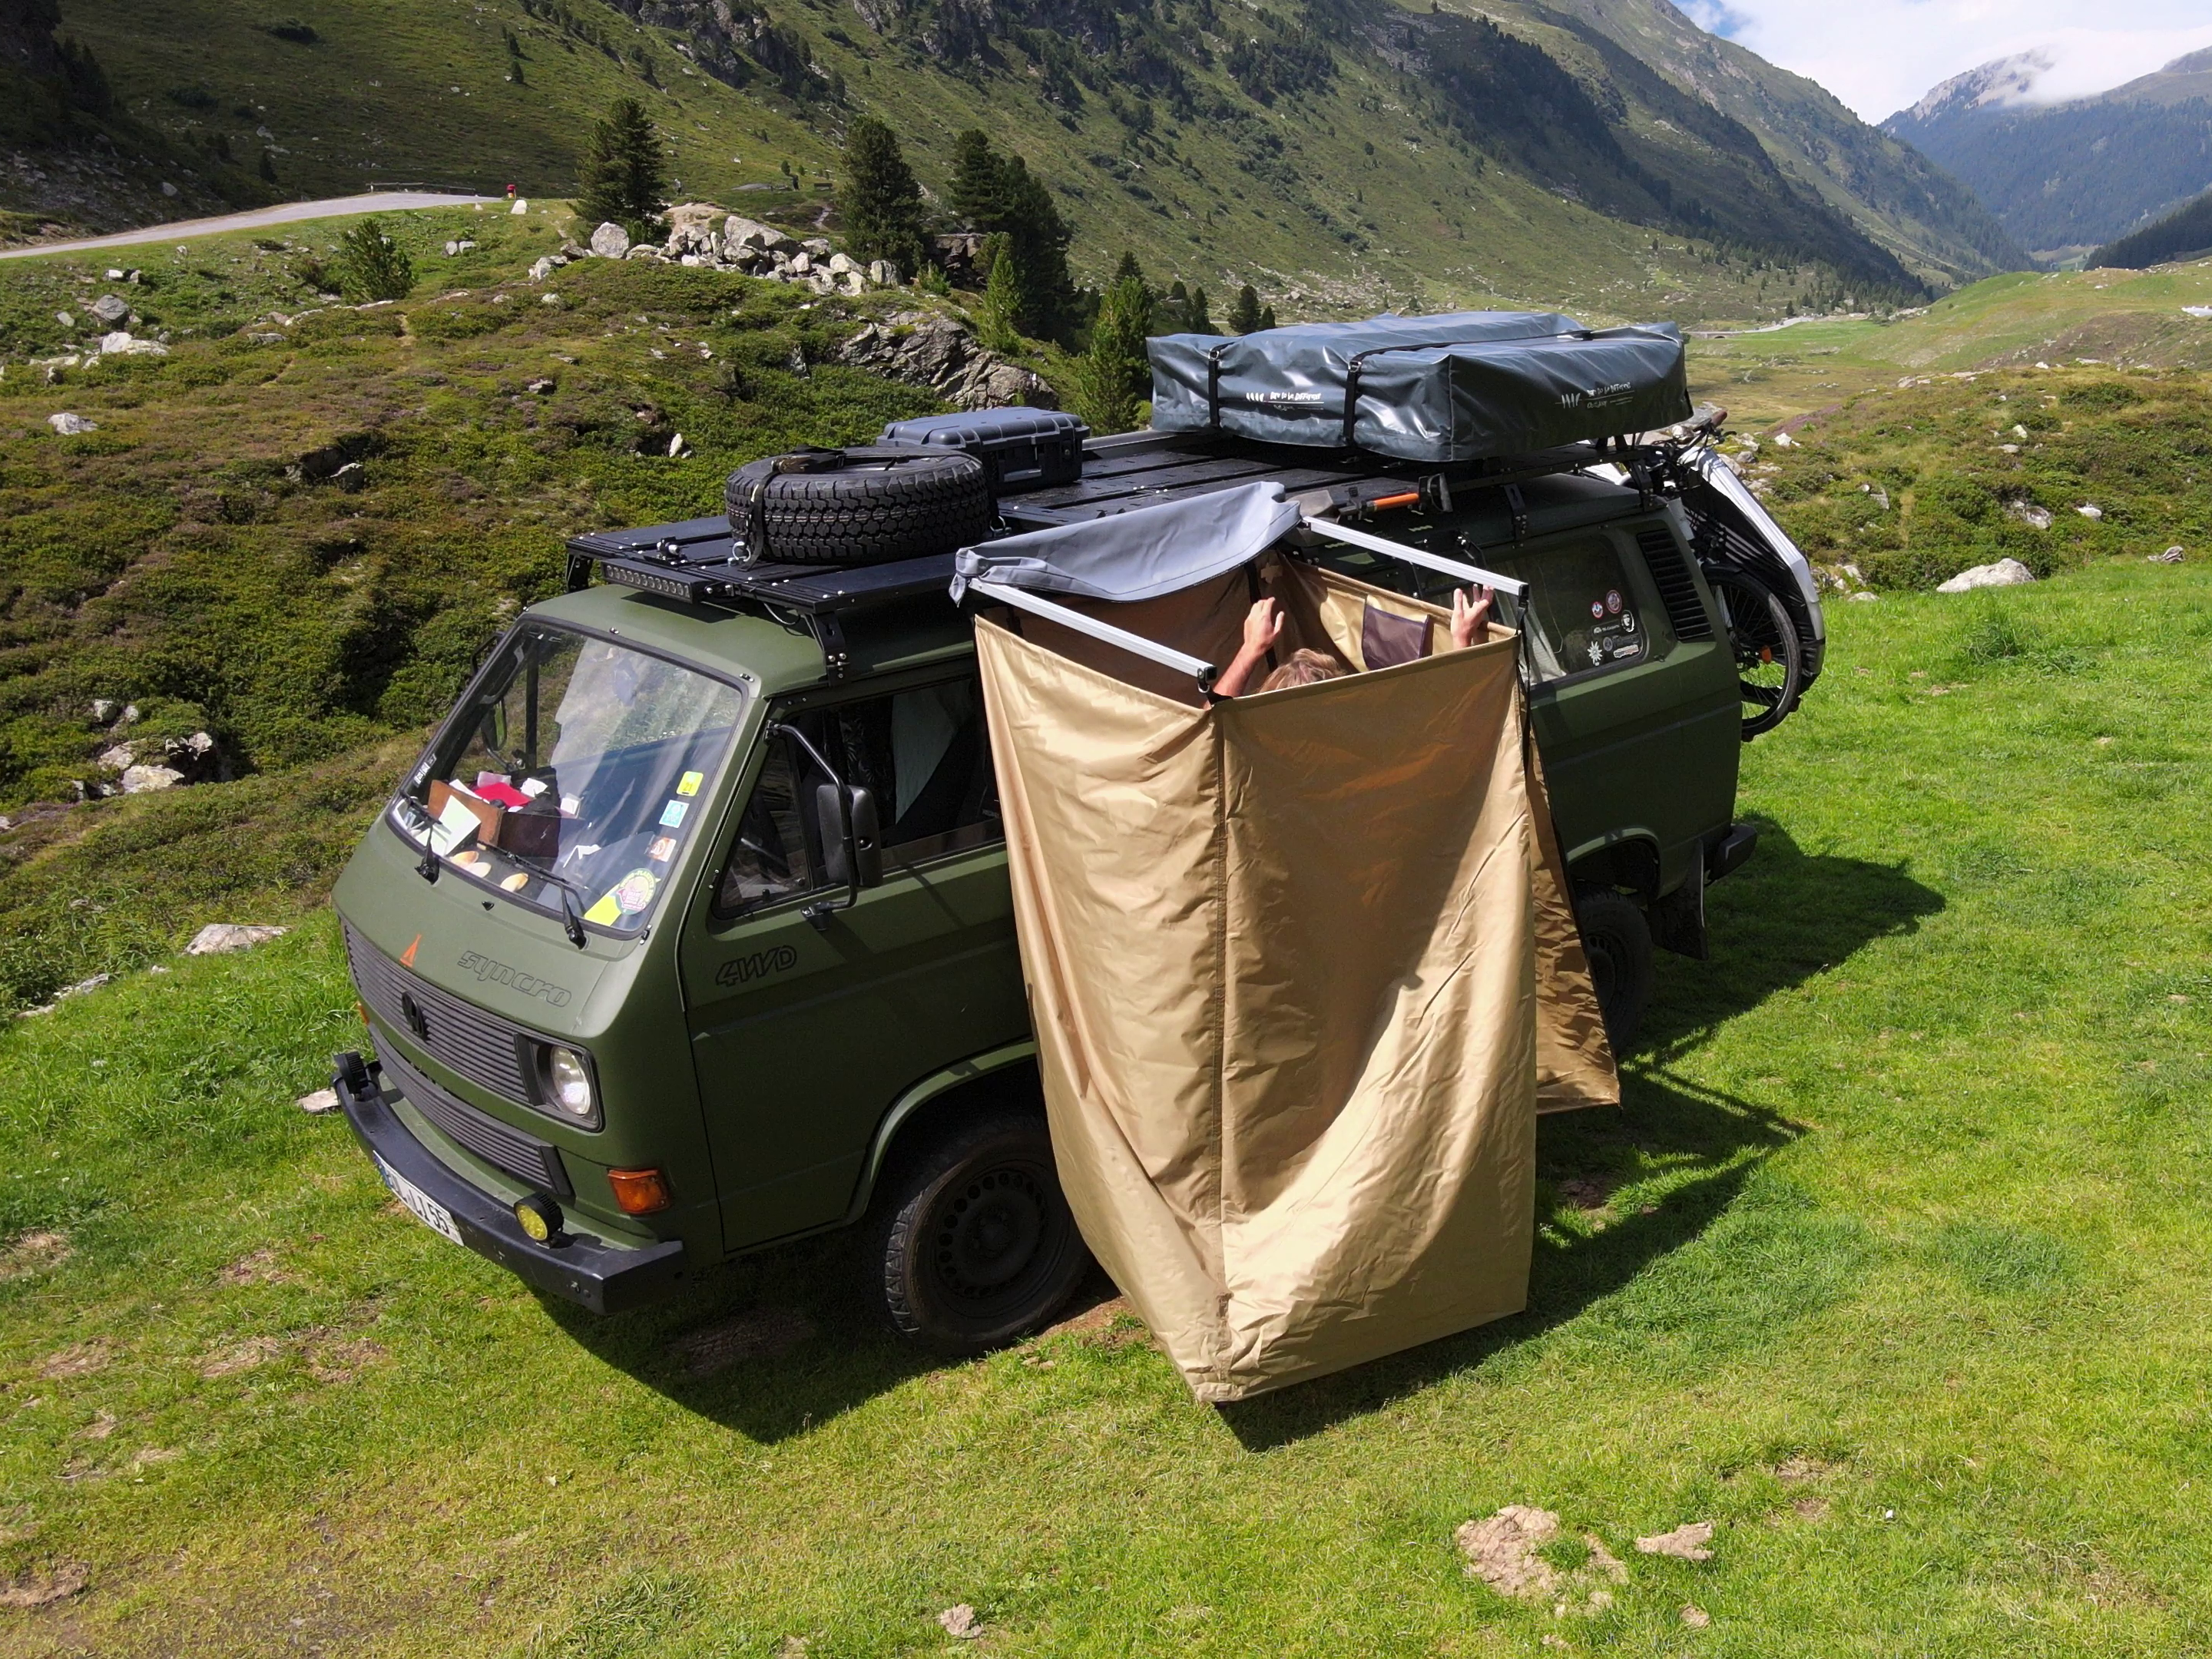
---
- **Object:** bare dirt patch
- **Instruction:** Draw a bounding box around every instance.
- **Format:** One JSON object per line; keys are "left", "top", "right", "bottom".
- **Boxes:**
{"left": 669, "top": 1309, "right": 816, "bottom": 1378}
{"left": 1637, "top": 1522, "right": 1717, "bottom": 1561}
{"left": 0, "top": 1561, "right": 89, "bottom": 1609}
{"left": 199, "top": 1336, "right": 285, "bottom": 1379}
{"left": 217, "top": 1249, "right": 291, "bottom": 1287}
{"left": 1457, "top": 1508, "right": 1625, "bottom": 1610}
{"left": 304, "top": 1336, "right": 386, "bottom": 1384}
{"left": 37, "top": 1340, "right": 111, "bottom": 1379}
{"left": 0, "top": 1230, "right": 72, "bottom": 1280}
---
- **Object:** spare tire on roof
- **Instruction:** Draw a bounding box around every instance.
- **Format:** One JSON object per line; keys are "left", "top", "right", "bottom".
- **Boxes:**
{"left": 726, "top": 446, "right": 993, "bottom": 568}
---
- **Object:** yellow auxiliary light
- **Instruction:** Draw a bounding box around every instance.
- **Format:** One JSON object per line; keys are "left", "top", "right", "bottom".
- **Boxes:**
{"left": 513, "top": 1194, "right": 564, "bottom": 1243}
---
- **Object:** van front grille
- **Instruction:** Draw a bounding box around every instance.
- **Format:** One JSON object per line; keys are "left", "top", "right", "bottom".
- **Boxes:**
{"left": 1635, "top": 527, "right": 1714, "bottom": 642}
{"left": 344, "top": 922, "right": 535, "bottom": 1104}
{"left": 376, "top": 1040, "right": 571, "bottom": 1197}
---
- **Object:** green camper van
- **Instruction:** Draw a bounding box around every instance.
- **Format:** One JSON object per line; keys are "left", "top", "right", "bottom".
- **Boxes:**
{"left": 330, "top": 411, "right": 1824, "bottom": 1349}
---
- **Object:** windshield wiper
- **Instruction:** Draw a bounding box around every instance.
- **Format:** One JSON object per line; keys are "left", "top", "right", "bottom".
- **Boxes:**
{"left": 514, "top": 859, "right": 591, "bottom": 949}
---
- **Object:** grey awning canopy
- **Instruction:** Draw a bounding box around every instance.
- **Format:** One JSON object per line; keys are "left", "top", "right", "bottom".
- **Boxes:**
{"left": 949, "top": 482, "right": 1300, "bottom": 604}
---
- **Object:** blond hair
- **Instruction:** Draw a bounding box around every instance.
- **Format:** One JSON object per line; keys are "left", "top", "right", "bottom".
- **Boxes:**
{"left": 1259, "top": 649, "right": 1348, "bottom": 693}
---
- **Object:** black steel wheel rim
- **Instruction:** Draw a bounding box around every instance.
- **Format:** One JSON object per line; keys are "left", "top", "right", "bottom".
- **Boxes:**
{"left": 931, "top": 1160, "right": 1055, "bottom": 1306}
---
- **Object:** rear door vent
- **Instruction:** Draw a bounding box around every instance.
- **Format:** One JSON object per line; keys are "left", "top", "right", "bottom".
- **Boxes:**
{"left": 1635, "top": 527, "right": 1714, "bottom": 641}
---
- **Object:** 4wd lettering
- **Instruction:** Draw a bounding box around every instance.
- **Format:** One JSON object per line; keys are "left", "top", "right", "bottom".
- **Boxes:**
{"left": 717, "top": 945, "right": 800, "bottom": 986}
{"left": 455, "top": 952, "right": 573, "bottom": 1007}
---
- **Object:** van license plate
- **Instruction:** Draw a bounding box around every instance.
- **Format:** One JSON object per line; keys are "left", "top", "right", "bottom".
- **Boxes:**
{"left": 375, "top": 1154, "right": 462, "bottom": 1247}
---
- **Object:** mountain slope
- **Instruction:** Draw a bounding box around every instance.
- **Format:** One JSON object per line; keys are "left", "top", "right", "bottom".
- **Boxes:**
{"left": 1499, "top": 0, "right": 2027, "bottom": 286}
{"left": 1884, "top": 49, "right": 2212, "bottom": 259}
{"left": 48, "top": 0, "right": 1959, "bottom": 317}
{"left": 2093, "top": 185, "right": 2212, "bottom": 270}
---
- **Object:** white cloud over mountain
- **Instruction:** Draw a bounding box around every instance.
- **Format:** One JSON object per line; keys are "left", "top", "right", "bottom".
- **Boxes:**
{"left": 1676, "top": 1, "right": 2212, "bottom": 122}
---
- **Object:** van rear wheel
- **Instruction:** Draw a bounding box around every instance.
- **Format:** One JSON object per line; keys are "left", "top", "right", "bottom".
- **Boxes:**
{"left": 871, "top": 1111, "right": 1093, "bottom": 1354}
{"left": 1575, "top": 889, "right": 1654, "bottom": 1051}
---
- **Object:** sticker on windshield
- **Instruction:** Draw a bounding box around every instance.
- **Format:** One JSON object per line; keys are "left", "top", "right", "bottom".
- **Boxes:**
{"left": 500, "top": 871, "right": 531, "bottom": 892}
{"left": 584, "top": 890, "right": 621, "bottom": 926}
{"left": 1605, "top": 589, "right": 1622, "bottom": 614}
{"left": 1589, "top": 599, "right": 1604, "bottom": 619}
{"left": 659, "top": 800, "right": 688, "bottom": 829}
{"left": 612, "top": 869, "right": 658, "bottom": 914}
{"left": 647, "top": 836, "right": 677, "bottom": 863}
{"left": 677, "top": 770, "right": 704, "bottom": 797}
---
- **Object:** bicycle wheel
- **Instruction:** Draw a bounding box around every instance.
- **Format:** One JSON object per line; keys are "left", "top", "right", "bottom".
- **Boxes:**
{"left": 1704, "top": 567, "right": 1803, "bottom": 740}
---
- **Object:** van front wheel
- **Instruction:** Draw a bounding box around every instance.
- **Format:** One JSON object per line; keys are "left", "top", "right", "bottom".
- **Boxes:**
{"left": 1575, "top": 888, "right": 1654, "bottom": 1051}
{"left": 871, "top": 1112, "right": 1094, "bottom": 1354}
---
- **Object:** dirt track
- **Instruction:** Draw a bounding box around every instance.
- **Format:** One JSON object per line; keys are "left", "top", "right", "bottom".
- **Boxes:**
{"left": 0, "top": 192, "right": 501, "bottom": 260}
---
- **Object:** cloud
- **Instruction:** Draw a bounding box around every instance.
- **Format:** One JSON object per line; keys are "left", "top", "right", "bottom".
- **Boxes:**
{"left": 1688, "top": 2, "right": 2212, "bottom": 122}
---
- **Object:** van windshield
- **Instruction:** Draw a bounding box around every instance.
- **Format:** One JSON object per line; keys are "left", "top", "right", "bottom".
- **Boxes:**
{"left": 393, "top": 625, "right": 745, "bottom": 935}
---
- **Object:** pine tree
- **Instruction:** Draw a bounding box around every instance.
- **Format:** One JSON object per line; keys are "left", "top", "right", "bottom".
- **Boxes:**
{"left": 949, "top": 129, "right": 1008, "bottom": 229}
{"left": 1259, "top": 303, "right": 1278, "bottom": 330}
{"left": 576, "top": 97, "right": 669, "bottom": 242}
{"left": 840, "top": 117, "right": 928, "bottom": 277}
{"left": 978, "top": 237, "right": 1023, "bottom": 353}
{"left": 1113, "top": 250, "right": 1145, "bottom": 288}
{"left": 1091, "top": 273, "right": 1153, "bottom": 394}
{"left": 258, "top": 149, "right": 277, "bottom": 184}
{"left": 1187, "top": 284, "right": 1213, "bottom": 334}
{"left": 333, "top": 217, "right": 414, "bottom": 303}
{"left": 1228, "top": 283, "right": 1262, "bottom": 334}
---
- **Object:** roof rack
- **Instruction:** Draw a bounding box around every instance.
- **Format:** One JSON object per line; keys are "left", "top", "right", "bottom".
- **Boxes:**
{"left": 564, "top": 516, "right": 959, "bottom": 679}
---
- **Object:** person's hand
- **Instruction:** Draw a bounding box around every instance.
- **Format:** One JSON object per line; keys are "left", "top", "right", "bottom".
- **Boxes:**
{"left": 1242, "top": 598, "right": 1285, "bottom": 654}
{"left": 1451, "top": 585, "right": 1493, "bottom": 650}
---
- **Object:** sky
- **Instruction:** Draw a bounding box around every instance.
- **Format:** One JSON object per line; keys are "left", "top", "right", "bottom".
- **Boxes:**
{"left": 1675, "top": 0, "right": 2212, "bottom": 122}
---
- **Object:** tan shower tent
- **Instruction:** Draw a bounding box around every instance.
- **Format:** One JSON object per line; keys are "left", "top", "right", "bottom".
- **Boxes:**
{"left": 952, "top": 483, "right": 1617, "bottom": 1402}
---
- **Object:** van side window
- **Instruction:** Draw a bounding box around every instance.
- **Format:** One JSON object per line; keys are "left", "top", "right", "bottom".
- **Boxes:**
{"left": 1481, "top": 536, "right": 1672, "bottom": 681}
{"left": 714, "top": 676, "right": 998, "bottom": 917}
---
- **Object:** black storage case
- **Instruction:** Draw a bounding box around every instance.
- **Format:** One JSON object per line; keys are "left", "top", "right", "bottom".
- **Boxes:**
{"left": 879, "top": 407, "right": 1088, "bottom": 494}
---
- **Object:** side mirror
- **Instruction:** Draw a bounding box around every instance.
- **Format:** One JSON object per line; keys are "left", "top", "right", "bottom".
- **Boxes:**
{"left": 480, "top": 700, "right": 509, "bottom": 754}
{"left": 815, "top": 783, "right": 884, "bottom": 890}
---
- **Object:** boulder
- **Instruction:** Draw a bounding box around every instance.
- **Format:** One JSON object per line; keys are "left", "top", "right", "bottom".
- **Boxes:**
{"left": 723, "top": 216, "right": 797, "bottom": 256}
{"left": 836, "top": 270, "right": 866, "bottom": 296}
{"left": 121, "top": 763, "right": 185, "bottom": 793}
{"left": 185, "top": 923, "right": 288, "bottom": 956}
{"left": 89, "top": 293, "right": 129, "bottom": 323}
{"left": 588, "top": 221, "right": 631, "bottom": 259}
{"left": 802, "top": 237, "right": 832, "bottom": 256}
{"left": 97, "top": 332, "right": 166, "bottom": 357}
{"left": 48, "top": 412, "right": 97, "bottom": 435}
{"left": 787, "top": 251, "right": 812, "bottom": 275}
{"left": 827, "top": 251, "right": 856, "bottom": 276}
{"left": 1936, "top": 558, "right": 2035, "bottom": 593}
{"left": 2076, "top": 503, "right": 2104, "bottom": 521}
{"left": 2005, "top": 501, "right": 2053, "bottom": 531}
{"left": 528, "top": 255, "right": 557, "bottom": 281}
{"left": 867, "top": 259, "right": 896, "bottom": 288}
{"left": 510, "top": 197, "right": 528, "bottom": 214}
{"left": 838, "top": 314, "right": 1058, "bottom": 411}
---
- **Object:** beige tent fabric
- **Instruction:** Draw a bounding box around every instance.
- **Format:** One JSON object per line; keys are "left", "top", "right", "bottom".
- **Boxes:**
{"left": 975, "top": 561, "right": 1614, "bottom": 1402}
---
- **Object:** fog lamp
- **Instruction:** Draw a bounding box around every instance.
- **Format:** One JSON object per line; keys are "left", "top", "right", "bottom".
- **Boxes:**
{"left": 607, "top": 1167, "right": 673, "bottom": 1216}
{"left": 513, "top": 1193, "right": 565, "bottom": 1243}
{"left": 538, "top": 1045, "right": 597, "bottom": 1124}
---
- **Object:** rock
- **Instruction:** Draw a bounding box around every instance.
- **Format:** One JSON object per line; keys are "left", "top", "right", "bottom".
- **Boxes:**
{"left": 185, "top": 923, "right": 288, "bottom": 955}
{"left": 121, "top": 764, "right": 184, "bottom": 793}
{"left": 331, "top": 460, "right": 366, "bottom": 491}
{"left": 89, "top": 293, "right": 129, "bottom": 323}
{"left": 788, "top": 251, "right": 812, "bottom": 275}
{"left": 836, "top": 270, "right": 866, "bottom": 296}
{"left": 2005, "top": 501, "right": 2053, "bottom": 531}
{"left": 724, "top": 215, "right": 798, "bottom": 257}
{"left": 827, "top": 251, "right": 856, "bottom": 276}
{"left": 89, "top": 700, "right": 118, "bottom": 724}
{"left": 48, "top": 412, "right": 97, "bottom": 435}
{"left": 667, "top": 432, "right": 687, "bottom": 458}
{"left": 2076, "top": 503, "right": 2104, "bottom": 520}
{"left": 104, "top": 267, "right": 124, "bottom": 280}
{"left": 1771, "top": 430, "right": 1795, "bottom": 448}
{"left": 664, "top": 202, "right": 726, "bottom": 257}
{"left": 528, "top": 256, "right": 557, "bottom": 281}
{"left": 867, "top": 259, "right": 895, "bottom": 288}
{"left": 442, "top": 238, "right": 476, "bottom": 256}
{"left": 1635, "top": 1521, "right": 1716, "bottom": 1561}
{"left": 588, "top": 221, "right": 631, "bottom": 259}
{"left": 1935, "top": 558, "right": 2035, "bottom": 593}
{"left": 55, "top": 310, "right": 75, "bottom": 328}
{"left": 541, "top": 293, "right": 561, "bottom": 306}
{"left": 510, "top": 197, "right": 528, "bottom": 214}
{"left": 803, "top": 237, "right": 832, "bottom": 256}
{"left": 98, "top": 332, "right": 166, "bottom": 356}
{"left": 57, "top": 974, "right": 110, "bottom": 1001}
{"left": 97, "top": 742, "right": 135, "bottom": 771}
{"left": 296, "top": 1088, "right": 340, "bottom": 1114}
{"left": 838, "top": 315, "right": 1058, "bottom": 411}
{"left": 526, "top": 377, "right": 555, "bottom": 394}
{"left": 2153, "top": 546, "right": 2185, "bottom": 563}
{"left": 1849, "top": 590, "right": 1880, "bottom": 602}
{"left": 623, "top": 244, "right": 666, "bottom": 262}
{"left": 935, "top": 1605, "right": 982, "bottom": 1640}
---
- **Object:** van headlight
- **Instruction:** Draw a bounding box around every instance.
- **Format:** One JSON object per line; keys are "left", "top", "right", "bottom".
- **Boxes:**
{"left": 535, "top": 1045, "right": 598, "bottom": 1126}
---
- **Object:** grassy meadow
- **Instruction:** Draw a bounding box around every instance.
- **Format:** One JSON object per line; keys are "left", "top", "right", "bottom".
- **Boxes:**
{"left": 2, "top": 555, "right": 2209, "bottom": 1655}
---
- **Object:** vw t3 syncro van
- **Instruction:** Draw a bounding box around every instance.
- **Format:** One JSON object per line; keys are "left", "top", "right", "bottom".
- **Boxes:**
{"left": 330, "top": 404, "right": 1823, "bottom": 1350}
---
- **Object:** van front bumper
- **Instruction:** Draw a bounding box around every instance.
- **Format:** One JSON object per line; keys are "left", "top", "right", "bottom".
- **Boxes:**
{"left": 332, "top": 1051, "right": 685, "bottom": 1314}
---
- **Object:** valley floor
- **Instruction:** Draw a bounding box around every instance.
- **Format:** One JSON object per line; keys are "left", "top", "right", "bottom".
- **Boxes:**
{"left": 2, "top": 561, "right": 2209, "bottom": 1655}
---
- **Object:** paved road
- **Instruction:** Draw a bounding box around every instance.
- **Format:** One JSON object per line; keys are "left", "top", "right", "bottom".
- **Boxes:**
{"left": 0, "top": 192, "right": 502, "bottom": 260}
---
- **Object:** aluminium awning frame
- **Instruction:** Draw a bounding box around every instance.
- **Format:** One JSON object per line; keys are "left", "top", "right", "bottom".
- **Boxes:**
{"left": 966, "top": 515, "right": 1529, "bottom": 699}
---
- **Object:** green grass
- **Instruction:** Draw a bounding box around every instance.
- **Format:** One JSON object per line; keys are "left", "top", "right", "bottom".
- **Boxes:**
{"left": 2, "top": 559, "right": 2210, "bottom": 1654}
{"left": 1690, "top": 260, "right": 2212, "bottom": 426}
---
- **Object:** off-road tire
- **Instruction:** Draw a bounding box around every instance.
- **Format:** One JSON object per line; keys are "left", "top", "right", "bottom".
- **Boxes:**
{"left": 1575, "top": 887, "right": 1654, "bottom": 1051}
{"left": 726, "top": 447, "right": 992, "bottom": 568}
{"left": 870, "top": 1110, "right": 1093, "bottom": 1354}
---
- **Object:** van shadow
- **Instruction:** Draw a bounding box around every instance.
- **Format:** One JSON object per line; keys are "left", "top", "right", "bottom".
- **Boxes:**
{"left": 549, "top": 819, "right": 1942, "bottom": 1449}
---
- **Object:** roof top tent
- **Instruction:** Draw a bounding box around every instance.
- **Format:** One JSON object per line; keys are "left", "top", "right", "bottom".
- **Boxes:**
{"left": 946, "top": 483, "right": 1618, "bottom": 1401}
